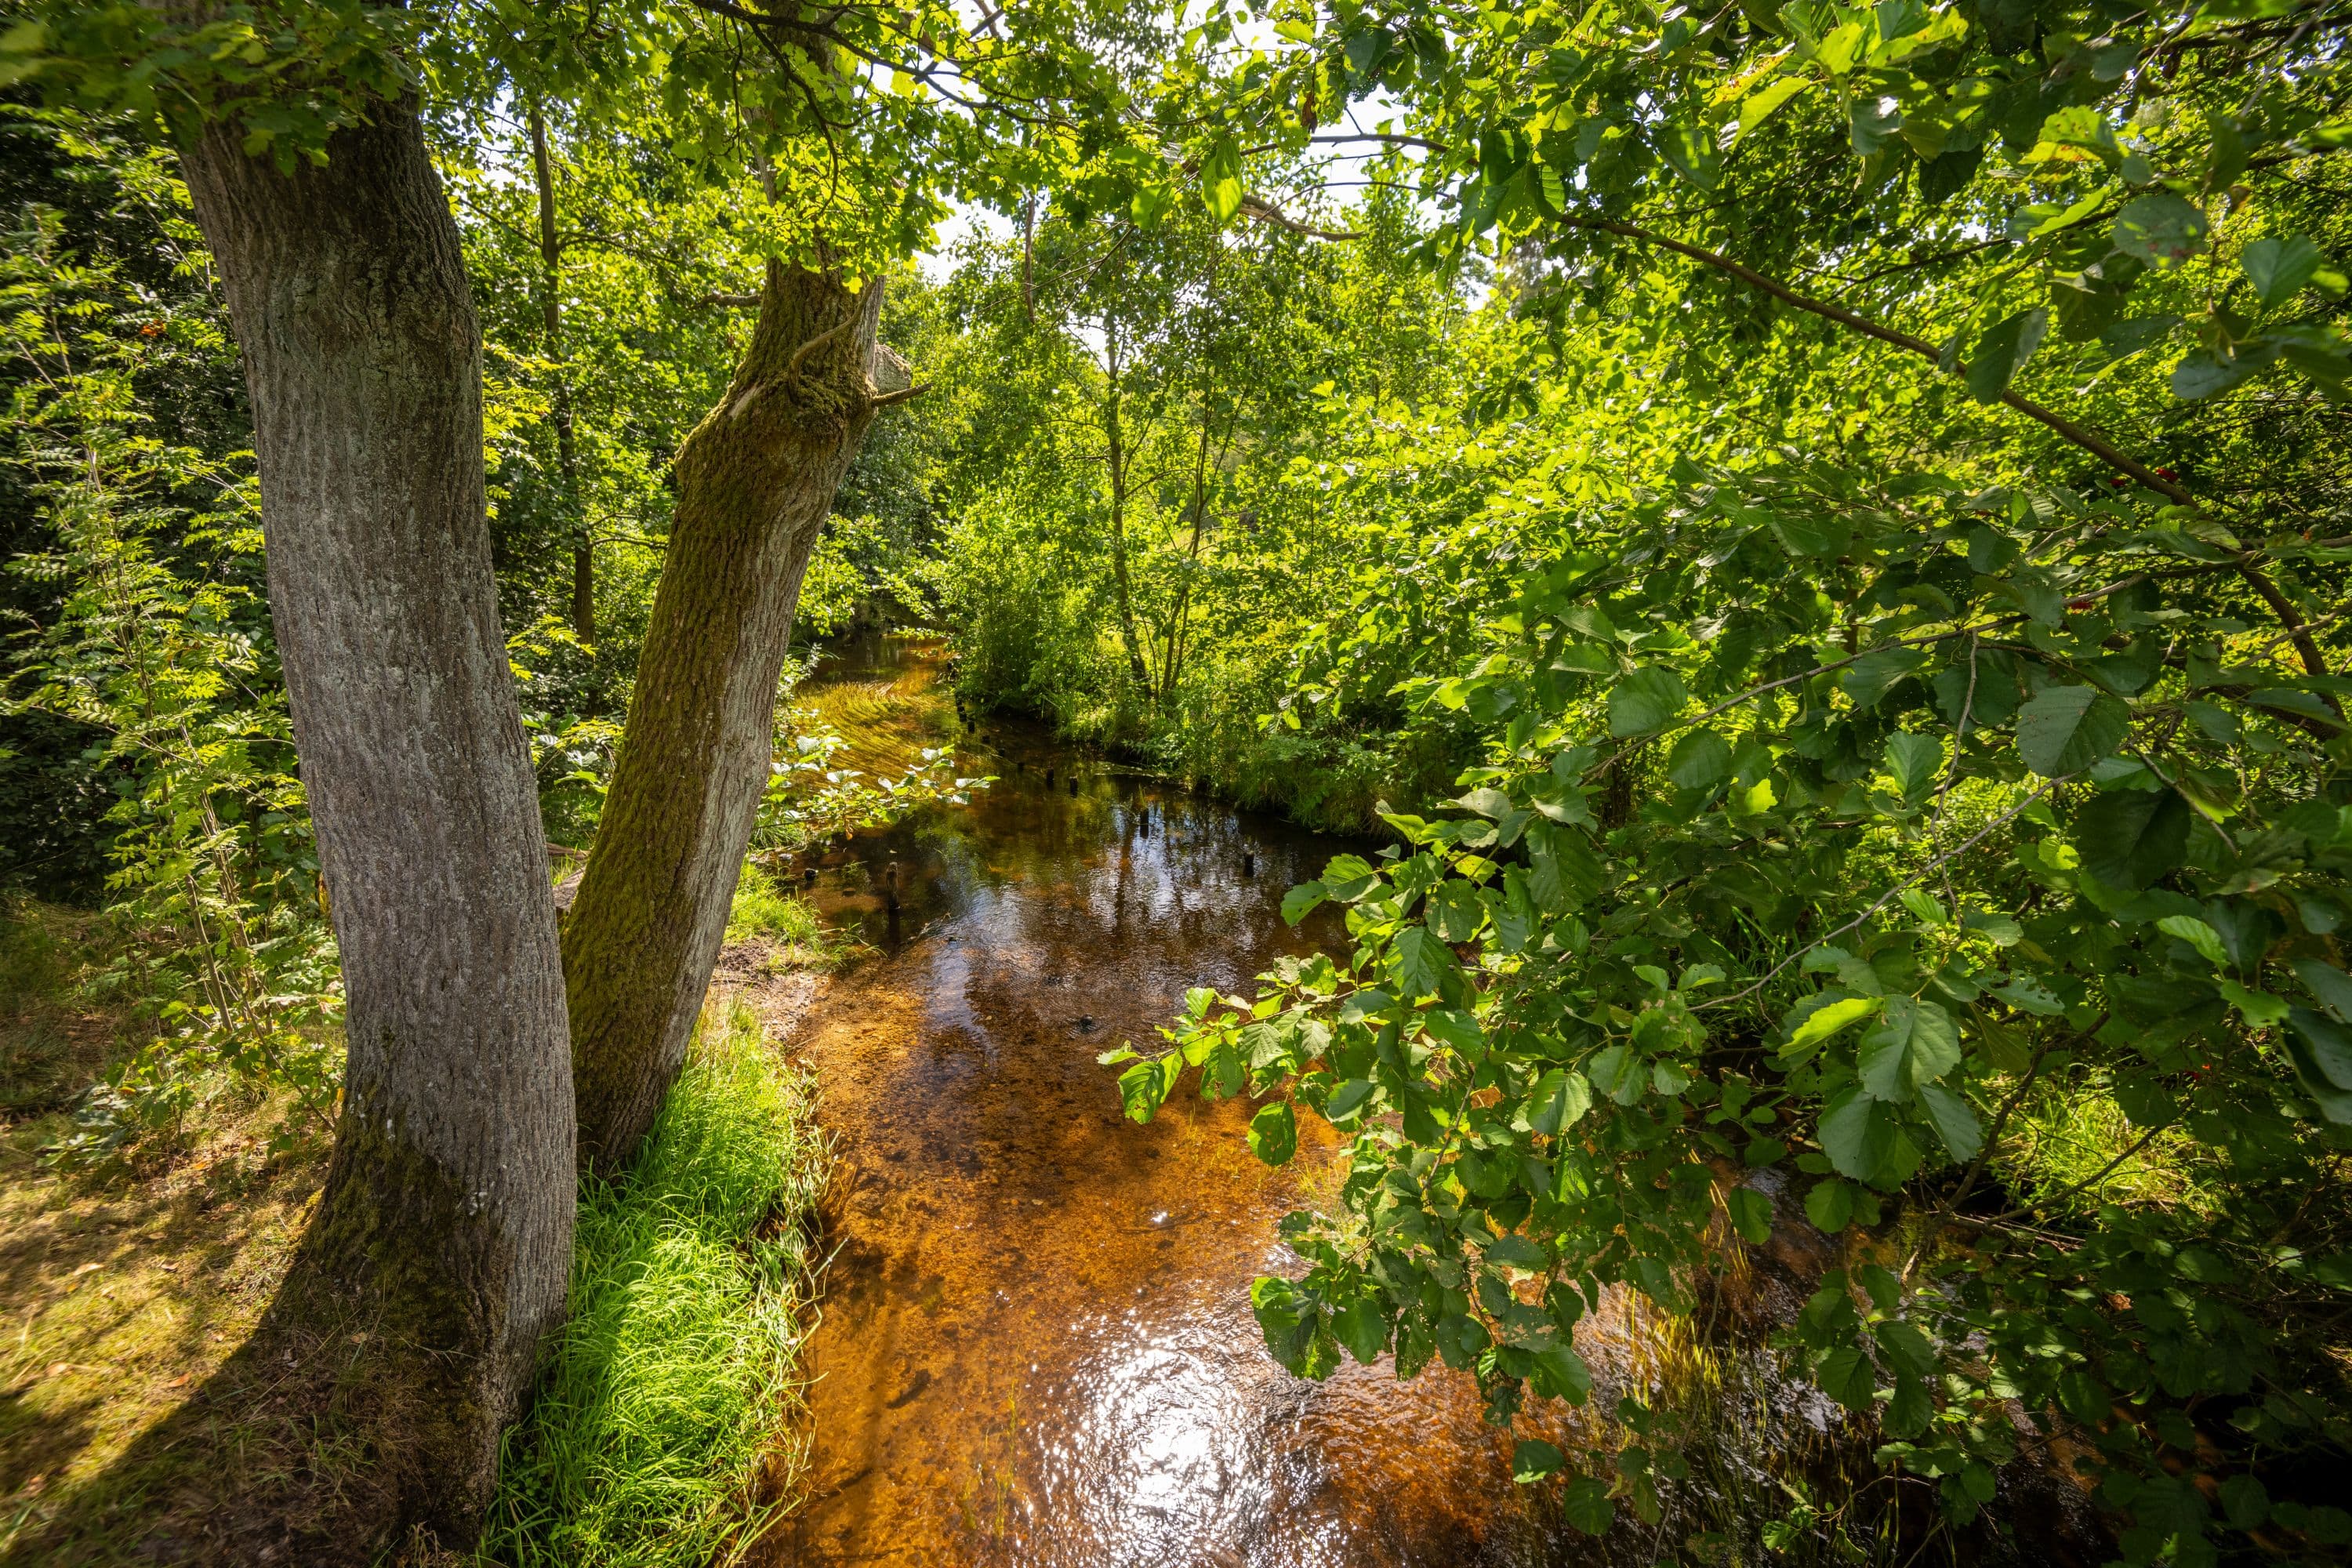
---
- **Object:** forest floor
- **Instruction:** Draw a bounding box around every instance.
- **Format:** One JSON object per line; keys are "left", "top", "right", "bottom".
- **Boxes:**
{"left": 0, "top": 903, "right": 326, "bottom": 1561}
{"left": 0, "top": 895, "right": 837, "bottom": 1567}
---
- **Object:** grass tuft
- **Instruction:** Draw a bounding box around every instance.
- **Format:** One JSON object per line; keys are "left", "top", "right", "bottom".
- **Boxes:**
{"left": 483, "top": 996, "right": 829, "bottom": 1568}
{"left": 724, "top": 865, "right": 846, "bottom": 970}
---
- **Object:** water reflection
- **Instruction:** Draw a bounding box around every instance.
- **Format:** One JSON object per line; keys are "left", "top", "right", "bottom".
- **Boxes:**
{"left": 753, "top": 637, "right": 2085, "bottom": 1568}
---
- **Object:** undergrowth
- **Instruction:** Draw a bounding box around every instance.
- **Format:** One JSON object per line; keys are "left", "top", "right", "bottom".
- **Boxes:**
{"left": 482, "top": 996, "right": 829, "bottom": 1568}
{"left": 724, "top": 865, "right": 842, "bottom": 968}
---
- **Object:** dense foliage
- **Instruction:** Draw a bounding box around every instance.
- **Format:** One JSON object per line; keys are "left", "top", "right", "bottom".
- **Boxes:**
{"left": 3, "top": 0, "right": 2350, "bottom": 1556}
{"left": 1088, "top": 0, "right": 2352, "bottom": 1560}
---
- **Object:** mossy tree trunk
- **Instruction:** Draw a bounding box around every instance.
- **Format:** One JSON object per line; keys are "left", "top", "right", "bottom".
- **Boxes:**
{"left": 178, "top": 103, "right": 575, "bottom": 1548}
{"left": 562, "top": 261, "right": 910, "bottom": 1171}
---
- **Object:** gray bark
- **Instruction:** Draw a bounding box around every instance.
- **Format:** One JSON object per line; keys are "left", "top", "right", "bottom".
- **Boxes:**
{"left": 178, "top": 100, "right": 575, "bottom": 1547}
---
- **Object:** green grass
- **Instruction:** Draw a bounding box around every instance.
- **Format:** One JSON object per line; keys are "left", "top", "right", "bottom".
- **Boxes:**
{"left": 724, "top": 864, "right": 843, "bottom": 967}
{"left": 482, "top": 997, "right": 830, "bottom": 1568}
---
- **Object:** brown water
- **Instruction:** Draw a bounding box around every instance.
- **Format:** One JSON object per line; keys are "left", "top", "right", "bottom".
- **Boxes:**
{"left": 753, "top": 637, "right": 2091, "bottom": 1568}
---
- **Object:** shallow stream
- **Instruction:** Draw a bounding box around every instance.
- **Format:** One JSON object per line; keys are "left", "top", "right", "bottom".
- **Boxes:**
{"left": 753, "top": 635, "right": 2089, "bottom": 1568}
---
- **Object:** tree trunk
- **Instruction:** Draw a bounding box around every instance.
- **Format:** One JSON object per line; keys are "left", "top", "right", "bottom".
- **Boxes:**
{"left": 1102, "top": 323, "right": 1152, "bottom": 688}
{"left": 528, "top": 100, "right": 593, "bottom": 644}
{"left": 562, "top": 261, "right": 906, "bottom": 1171}
{"left": 178, "top": 103, "right": 575, "bottom": 1548}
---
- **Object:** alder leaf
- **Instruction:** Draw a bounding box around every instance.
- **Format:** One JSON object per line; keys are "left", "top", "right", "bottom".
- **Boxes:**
{"left": 2015, "top": 685, "right": 2129, "bottom": 776}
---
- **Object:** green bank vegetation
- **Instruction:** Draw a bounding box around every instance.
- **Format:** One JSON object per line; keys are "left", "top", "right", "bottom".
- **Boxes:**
{"left": 0, "top": 0, "right": 2349, "bottom": 1560}
{"left": 486, "top": 997, "right": 829, "bottom": 1568}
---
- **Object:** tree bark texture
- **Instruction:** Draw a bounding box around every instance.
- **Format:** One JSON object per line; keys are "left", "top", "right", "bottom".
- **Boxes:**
{"left": 563, "top": 261, "right": 906, "bottom": 1171}
{"left": 178, "top": 103, "right": 575, "bottom": 1549}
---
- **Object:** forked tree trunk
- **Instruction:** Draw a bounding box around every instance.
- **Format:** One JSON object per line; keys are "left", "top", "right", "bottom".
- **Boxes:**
{"left": 179, "top": 103, "right": 575, "bottom": 1548}
{"left": 562, "top": 261, "right": 909, "bottom": 1171}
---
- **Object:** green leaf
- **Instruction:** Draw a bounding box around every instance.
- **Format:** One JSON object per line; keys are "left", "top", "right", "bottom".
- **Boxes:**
{"left": 1817, "top": 1344, "right": 1876, "bottom": 1410}
{"left": 2015, "top": 685, "right": 2129, "bottom": 776}
{"left": 1326, "top": 1077, "right": 1377, "bottom": 1123}
{"left": 2284, "top": 1009, "right": 2352, "bottom": 1122}
{"left": 1428, "top": 880, "right": 1485, "bottom": 941}
{"left": 1456, "top": 785, "right": 1514, "bottom": 818}
{"left": 1665, "top": 726, "right": 1733, "bottom": 789}
{"left": 1200, "top": 133, "right": 1243, "bottom": 223}
{"left": 1857, "top": 995, "right": 1962, "bottom": 1102}
{"left": 1838, "top": 646, "right": 1928, "bottom": 708}
{"left": 1883, "top": 731, "right": 1943, "bottom": 799}
{"left": 1607, "top": 667, "right": 1687, "bottom": 735}
{"left": 1732, "top": 76, "right": 1811, "bottom": 147}
{"left": 1319, "top": 854, "right": 1381, "bottom": 900}
{"left": 1248, "top": 1100, "right": 1298, "bottom": 1165}
{"left": 2221, "top": 1474, "right": 2270, "bottom": 1532}
{"left": 1530, "top": 1341, "right": 1593, "bottom": 1403}
{"left": 1392, "top": 924, "right": 1457, "bottom": 999}
{"left": 1818, "top": 1090, "right": 1895, "bottom": 1180}
{"left": 2219, "top": 979, "right": 2288, "bottom": 1027}
{"left": 1118, "top": 1054, "right": 1179, "bottom": 1123}
{"left": 2172, "top": 347, "right": 2262, "bottom": 401}
{"left": 1529, "top": 1067, "right": 1594, "bottom": 1135}
{"left": 1512, "top": 1438, "right": 1567, "bottom": 1483}
{"left": 1967, "top": 307, "right": 2049, "bottom": 403}
{"left": 1436, "top": 1311, "right": 1490, "bottom": 1369}
{"left": 1788, "top": 994, "right": 1881, "bottom": 1054}
{"left": 1484, "top": 1232, "right": 1548, "bottom": 1271}
{"left": 1885, "top": 1369, "right": 1935, "bottom": 1436}
{"left": 1806, "top": 1177, "right": 1857, "bottom": 1232}
{"left": 2293, "top": 959, "right": 2352, "bottom": 1022}
{"left": 1656, "top": 118, "right": 1720, "bottom": 190}
{"left": 1280, "top": 880, "right": 1327, "bottom": 925}
{"left": 1726, "top": 1185, "right": 1773, "bottom": 1245}
{"left": 2057, "top": 1368, "right": 2109, "bottom": 1426}
{"left": 2158, "top": 914, "right": 2229, "bottom": 968}
{"left": 2113, "top": 193, "right": 2209, "bottom": 267}
{"left": 2074, "top": 786, "right": 2189, "bottom": 891}
{"left": 1918, "top": 1082, "right": 1983, "bottom": 1160}
{"left": 1562, "top": 1475, "right": 1615, "bottom": 1533}
{"left": 1333, "top": 1296, "right": 1388, "bottom": 1363}
{"left": 2243, "top": 235, "right": 2325, "bottom": 307}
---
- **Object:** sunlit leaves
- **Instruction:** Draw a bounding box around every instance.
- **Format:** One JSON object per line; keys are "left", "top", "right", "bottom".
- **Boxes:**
{"left": 1391, "top": 924, "right": 1457, "bottom": 1000}
{"left": 1965, "top": 307, "right": 2048, "bottom": 404}
{"left": 1200, "top": 132, "right": 1243, "bottom": 224}
{"left": 1857, "top": 995, "right": 1960, "bottom": 1102}
{"left": 2242, "top": 236, "right": 2328, "bottom": 307}
{"left": 2112, "top": 194, "right": 2209, "bottom": 268}
{"left": 1665, "top": 726, "right": 1732, "bottom": 789}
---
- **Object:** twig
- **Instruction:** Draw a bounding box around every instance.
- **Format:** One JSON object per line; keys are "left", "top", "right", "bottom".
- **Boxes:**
{"left": 1700, "top": 775, "right": 2071, "bottom": 1012}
